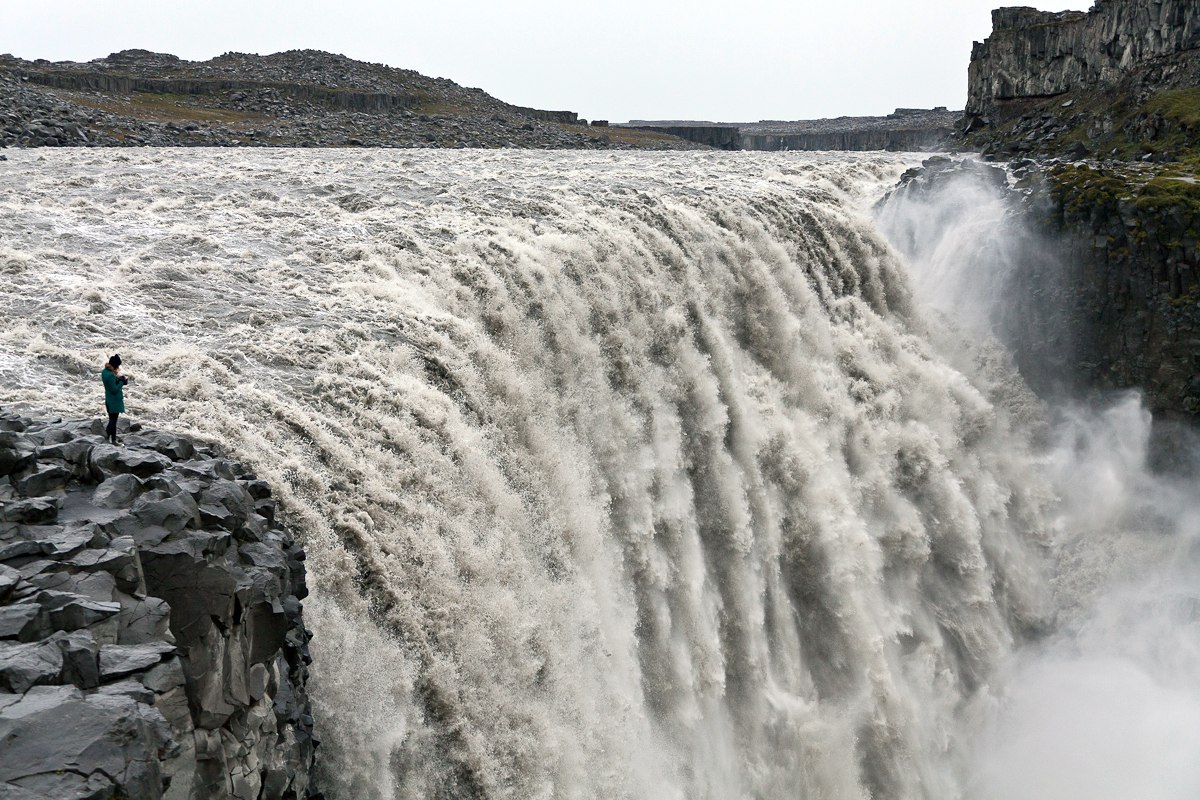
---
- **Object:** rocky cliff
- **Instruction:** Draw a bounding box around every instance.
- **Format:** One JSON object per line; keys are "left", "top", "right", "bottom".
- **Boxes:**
{"left": 0, "top": 410, "right": 318, "bottom": 799}
{"left": 963, "top": 1, "right": 1200, "bottom": 160}
{"left": 0, "top": 49, "right": 690, "bottom": 150}
{"left": 1028, "top": 161, "right": 1200, "bottom": 416}
{"left": 626, "top": 109, "right": 958, "bottom": 152}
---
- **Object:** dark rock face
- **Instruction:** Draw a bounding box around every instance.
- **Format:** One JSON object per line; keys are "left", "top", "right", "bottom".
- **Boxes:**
{"left": 626, "top": 124, "right": 742, "bottom": 150}
{"left": 1029, "top": 163, "right": 1200, "bottom": 416}
{"left": 963, "top": 1, "right": 1200, "bottom": 159}
{"left": 0, "top": 410, "right": 318, "bottom": 799}
{"left": 967, "top": 2, "right": 1200, "bottom": 117}
{"left": 628, "top": 109, "right": 959, "bottom": 152}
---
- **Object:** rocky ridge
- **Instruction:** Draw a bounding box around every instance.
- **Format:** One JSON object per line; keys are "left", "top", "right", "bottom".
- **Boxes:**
{"left": 0, "top": 49, "right": 694, "bottom": 150}
{"left": 963, "top": 1, "right": 1200, "bottom": 161}
{"left": 626, "top": 108, "right": 959, "bottom": 151}
{"left": 0, "top": 409, "right": 318, "bottom": 799}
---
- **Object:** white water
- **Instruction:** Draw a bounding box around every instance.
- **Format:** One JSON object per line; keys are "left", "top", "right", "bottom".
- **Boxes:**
{"left": 878, "top": 164, "right": 1200, "bottom": 800}
{"left": 0, "top": 149, "right": 1193, "bottom": 799}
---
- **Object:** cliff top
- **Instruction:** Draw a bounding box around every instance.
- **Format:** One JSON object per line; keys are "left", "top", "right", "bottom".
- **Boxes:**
{"left": 964, "top": 0, "right": 1200, "bottom": 162}
{"left": 0, "top": 49, "right": 697, "bottom": 150}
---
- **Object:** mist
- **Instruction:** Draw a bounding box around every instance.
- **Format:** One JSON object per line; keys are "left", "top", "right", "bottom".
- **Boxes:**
{"left": 878, "top": 164, "right": 1200, "bottom": 800}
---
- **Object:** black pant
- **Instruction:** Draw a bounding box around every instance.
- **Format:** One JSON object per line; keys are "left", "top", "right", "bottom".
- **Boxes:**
{"left": 106, "top": 412, "right": 119, "bottom": 442}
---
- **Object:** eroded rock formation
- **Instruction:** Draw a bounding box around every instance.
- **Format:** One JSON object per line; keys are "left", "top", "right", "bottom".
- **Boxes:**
{"left": 0, "top": 410, "right": 318, "bottom": 799}
{"left": 963, "top": 1, "right": 1200, "bottom": 159}
{"left": 968, "top": 2, "right": 1200, "bottom": 114}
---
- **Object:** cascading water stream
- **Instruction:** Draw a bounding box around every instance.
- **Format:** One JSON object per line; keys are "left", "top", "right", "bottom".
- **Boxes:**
{"left": 0, "top": 148, "right": 1176, "bottom": 799}
{"left": 877, "top": 163, "right": 1200, "bottom": 800}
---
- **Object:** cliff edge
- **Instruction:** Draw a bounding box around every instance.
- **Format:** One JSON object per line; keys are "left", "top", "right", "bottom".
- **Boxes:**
{"left": 0, "top": 410, "right": 318, "bottom": 799}
{"left": 964, "top": 0, "right": 1200, "bottom": 161}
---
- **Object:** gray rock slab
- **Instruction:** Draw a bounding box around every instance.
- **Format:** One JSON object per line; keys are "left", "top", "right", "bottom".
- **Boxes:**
{"left": 0, "top": 563, "right": 21, "bottom": 601}
{"left": 99, "top": 641, "right": 177, "bottom": 679}
{"left": 198, "top": 502, "right": 236, "bottom": 530}
{"left": 0, "top": 604, "right": 43, "bottom": 641}
{"left": 201, "top": 479, "right": 255, "bottom": 522}
{"left": 35, "top": 590, "right": 121, "bottom": 632}
{"left": 0, "top": 432, "right": 37, "bottom": 477}
{"left": 0, "top": 684, "right": 84, "bottom": 719}
{"left": 133, "top": 489, "right": 200, "bottom": 533}
{"left": 51, "top": 630, "right": 100, "bottom": 689}
{"left": 94, "top": 677, "right": 155, "bottom": 703}
{"left": 0, "top": 779, "right": 58, "bottom": 799}
{"left": 35, "top": 438, "right": 94, "bottom": 468}
{"left": 0, "top": 640, "right": 63, "bottom": 693}
{"left": 89, "top": 444, "right": 173, "bottom": 480}
{"left": 131, "top": 431, "right": 195, "bottom": 461}
{"left": 0, "top": 498, "right": 58, "bottom": 525}
{"left": 27, "top": 569, "right": 116, "bottom": 604}
{"left": 13, "top": 463, "right": 71, "bottom": 498}
{"left": 0, "top": 692, "right": 168, "bottom": 800}
{"left": 118, "top": 595, "right": 173, "bottom": 645}
{"left": 93, "top": 473, "right": 145, "bottom": 509}
{"left": 64, "top": 535, "right": 143, "bottom": 593}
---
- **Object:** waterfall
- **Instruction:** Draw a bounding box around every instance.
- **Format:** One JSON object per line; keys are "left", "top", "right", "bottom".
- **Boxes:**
{"left": 0, "top": 148, "right": 1118, "bottom": 799}
{"left": 878, "top": 160, "right": 1200, "bottom": 800}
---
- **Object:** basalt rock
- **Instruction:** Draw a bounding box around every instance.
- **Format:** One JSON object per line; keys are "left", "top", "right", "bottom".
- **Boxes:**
{"left": 627, "top": 108, "right": 960, "bottom": 152}
{"left": 0, "top": 49, "right": 700, "bottom": 151}
{"left": 967, "top": 2, "right": 1200, "bottom": 117}
{"left": 0, "top": 409, "right": 318, "bottom": 799}
{"left": 963, "top": 1, "right": 1200, "bottom": 160}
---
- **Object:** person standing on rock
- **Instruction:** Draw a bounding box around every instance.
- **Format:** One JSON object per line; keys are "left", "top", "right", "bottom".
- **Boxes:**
{"left": 101, "top": 354, "right": 131, "bottom": 445}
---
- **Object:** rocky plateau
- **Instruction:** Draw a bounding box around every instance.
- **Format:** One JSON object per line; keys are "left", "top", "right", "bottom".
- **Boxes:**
{"left": 0, "top": 49, "right": 694, "bottom": 151}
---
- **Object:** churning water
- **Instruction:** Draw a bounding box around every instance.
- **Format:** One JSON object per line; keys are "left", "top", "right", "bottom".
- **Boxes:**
{"left": 0, "top": 149, "right": 1195, "bottom": 799}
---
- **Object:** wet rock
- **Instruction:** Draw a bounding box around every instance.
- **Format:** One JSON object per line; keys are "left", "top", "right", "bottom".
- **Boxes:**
{"left": 93, "top": 472, "right": 145, "bottom": 507}
{"left": 0, "top": 691, "right": 171, "bottom": 800}
{"left": 0, "top": 639, "right": 63, "bottom": 692}
{"left": 99, "top": 641, "right": 176, "bottom": 679}
{"left": 132, "top": 488, "right": 201, "bottom": 532}
{"left": 0, "top": 414, "right": 318, "bottom": 798}
{"left": 89, "top": 444, "right": 173, "bottom": 479}
{"left": 0, "top": 604, "right": 42, "bottom": 641}
{"left": 0, "top": 498, "right": 57, "bottom": 524}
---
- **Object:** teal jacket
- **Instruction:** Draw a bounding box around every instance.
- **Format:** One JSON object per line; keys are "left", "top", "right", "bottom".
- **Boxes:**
{"left": 102, "top": 367, "right": 125, "bottom": 414}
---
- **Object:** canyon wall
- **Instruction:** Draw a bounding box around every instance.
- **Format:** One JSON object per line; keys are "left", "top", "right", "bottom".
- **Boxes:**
{"left": 967, "top": 0, "right": 1200, "bottom": 118}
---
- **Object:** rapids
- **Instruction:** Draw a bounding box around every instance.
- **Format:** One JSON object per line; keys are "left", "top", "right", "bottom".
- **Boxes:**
{"left": 0, "top": 149, "right": 1194, "bottom": 799}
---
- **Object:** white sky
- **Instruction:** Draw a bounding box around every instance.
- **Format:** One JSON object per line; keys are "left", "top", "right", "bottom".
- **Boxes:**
{"left": 3, "top": 1, "right": 1092, "bottom": 122}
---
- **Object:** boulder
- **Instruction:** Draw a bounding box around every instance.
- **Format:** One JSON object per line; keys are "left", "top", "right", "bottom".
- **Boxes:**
{"left": 132, "top": 488, "right": 201, "bottom": 532}
{"left": 13, "top": 462, "right": 70, "bottom": 497}
{"left": 0, "top": 432, "right": 36, "bottom": 477}
{"left": 0, "top": 498, "right": 58, "bottom": 524}
{"left": 93, "top": 473, "right": 145, "bottom": 508}
{"left": 99, "top": 641, "right": 177, "bottom": 680}
{"left": 0, "top": 692, "right": 171, "bottom": 800}
{"left": 89, "top": 445, "right": 173, "bottom": 480}
{"left": 0, "top": 639, "right": 62, "bottom": 692}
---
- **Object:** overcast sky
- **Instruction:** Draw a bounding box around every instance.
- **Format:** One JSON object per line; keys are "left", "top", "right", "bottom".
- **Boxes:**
{"left": 4, "top": 1, "right": 1092, "bottom": 122}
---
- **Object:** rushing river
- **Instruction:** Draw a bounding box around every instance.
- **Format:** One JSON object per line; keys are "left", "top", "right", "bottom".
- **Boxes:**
{"left": 0, "top": 149, "right": 1196, "bottom": 799}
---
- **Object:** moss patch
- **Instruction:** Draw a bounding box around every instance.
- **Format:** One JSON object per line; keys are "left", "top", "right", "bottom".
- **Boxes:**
{"left": 54, "top": 88, "right": 269, "bottom": 125}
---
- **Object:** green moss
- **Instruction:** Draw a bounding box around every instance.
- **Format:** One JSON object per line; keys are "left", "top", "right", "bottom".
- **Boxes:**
{"left": 1145, "top": 88, "right": 1200, "bottom": 129}
{"left": 1047, "top": 163, "right": 1200, "bottom": 222}
{"left": 1133, "top": 175, "right": 1200, "bottom": 212}
{"left": 1047, "top": 163, "right": 1131, "bottom": 215}
{"left": 975, "top": 86, "right": 1200, "bottom": 161}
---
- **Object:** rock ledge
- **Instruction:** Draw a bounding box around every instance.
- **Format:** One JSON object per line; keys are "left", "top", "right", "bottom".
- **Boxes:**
{"left": 0, "top": 409, "right": 319, "bottom": 800}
